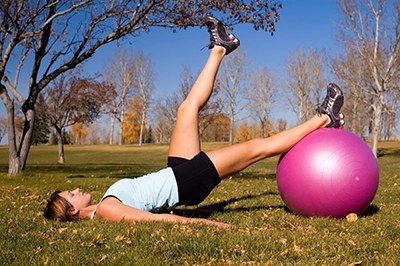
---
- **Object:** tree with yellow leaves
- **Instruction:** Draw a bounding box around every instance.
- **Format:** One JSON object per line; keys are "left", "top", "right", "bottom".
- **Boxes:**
{"left": 122, "top": 97, "right": 146, "bottom": 144}
{"left": 70, "top": 123, "right": 90, "bottom": 145}
{"left": 234, "top": 123, "right": 253, "bottom": 143}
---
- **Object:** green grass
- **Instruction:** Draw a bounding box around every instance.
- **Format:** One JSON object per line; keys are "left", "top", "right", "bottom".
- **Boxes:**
{"left": 0, "top": 142, "right": 399, "bottom": 265}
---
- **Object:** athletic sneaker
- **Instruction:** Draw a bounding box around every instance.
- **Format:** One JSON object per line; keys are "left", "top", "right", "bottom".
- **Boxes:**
{"left": 205, "top": 16, "right": 240, "bottom": 55}
{"left": 316, "top": 83, "right": 344, "bottom": 128}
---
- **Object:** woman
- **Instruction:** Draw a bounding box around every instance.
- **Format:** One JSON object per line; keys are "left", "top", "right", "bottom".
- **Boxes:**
{"left": 44, "top": 16, "right": 344, "bottom": 227}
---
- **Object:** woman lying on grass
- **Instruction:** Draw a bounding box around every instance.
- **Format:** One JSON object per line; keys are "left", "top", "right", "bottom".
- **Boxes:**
{"left": 44, "top": 16, "right": 344, "bottom": 227}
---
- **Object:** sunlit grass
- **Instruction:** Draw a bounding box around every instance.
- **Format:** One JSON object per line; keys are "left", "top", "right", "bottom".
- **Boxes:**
{"left": 0, "top": 141, "right": 399, "bottom": 265}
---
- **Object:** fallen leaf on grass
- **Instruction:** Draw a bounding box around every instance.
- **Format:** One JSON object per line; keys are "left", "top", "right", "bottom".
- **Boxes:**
{"left": 115, "top": 235, "right": 124, "bottom": 241}
{"left": 346, "top": 213, "right": 358, "bottom": 222}
{"left": 348, "top": 239, "right": 356, "bottom": 246}
{"left": 280, "top": 249, "right": 289, "bottom": 256}
{"left": 58, "top": 227, "right": 68, "bottom": 233}
{"left": 278, "top": 238, "right": 287, "bottom": 246}
{"left": 34, "top": 246, "right": 42, "bottom": 254}
{"left": 97, "top": 255, "right": 107, "bottom": 263}
{"left": 293, "top": 242, "right": 302, "bottom": 252}
{"left": 349, "top": 261, "right": 362, "bottom": 266}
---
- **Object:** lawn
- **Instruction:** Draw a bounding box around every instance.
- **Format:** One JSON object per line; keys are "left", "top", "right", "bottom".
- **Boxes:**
{"left": 0, "top": 142, "right": 399, "bottom": 265}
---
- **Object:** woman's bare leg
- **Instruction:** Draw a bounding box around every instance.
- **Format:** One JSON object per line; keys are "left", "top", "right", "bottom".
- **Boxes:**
{"left": 168, "top": 47, "right": 225, "bottom": 159}
{"left": 206, "top": 115, "right": 330, "bottom": 179}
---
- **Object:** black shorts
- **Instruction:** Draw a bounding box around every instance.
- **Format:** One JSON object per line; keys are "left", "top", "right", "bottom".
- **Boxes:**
{"left": 168, "top": 152, "right": 221, "bottom": 206}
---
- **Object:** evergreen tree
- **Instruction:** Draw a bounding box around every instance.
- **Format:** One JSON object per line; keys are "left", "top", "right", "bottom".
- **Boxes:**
{"left": 32, "top": 94, "right": 50, "bottom": 145}
{"left": 146, "top": 126, "right": 153, "bottom": 143}
{"left": 49, "top": 130, "right": 57, "bottom": 145}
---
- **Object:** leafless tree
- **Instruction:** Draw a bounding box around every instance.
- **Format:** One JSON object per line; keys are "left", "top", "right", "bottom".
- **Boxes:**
{"left": 246, "top": 66, "right": 276, "bottom": 138}
{"left": 0, "top": 0, "right": 281, "bottom": 175}
{"left": 285, "top": 46, "right": 327, "bottom": 124}
{"left": 217, "top": 49, "right": 249, "bottom": 145}
{"left": 337, "top": 0, "right": 400, "bottom": 157}
{"left": 132, "top": 51, "right": 154, "bottom": 146}
{"left": 103, "top": 48, "right": 135, "bottom": 145}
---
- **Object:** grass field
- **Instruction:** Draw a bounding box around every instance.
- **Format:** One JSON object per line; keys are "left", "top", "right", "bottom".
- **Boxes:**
{"left": 0, "top": 142, "right": 399, "bottom": 265}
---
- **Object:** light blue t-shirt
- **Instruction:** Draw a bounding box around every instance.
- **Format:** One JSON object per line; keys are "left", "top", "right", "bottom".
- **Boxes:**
{"left": 91, "top": 167, "right": 179, "bottom": 219}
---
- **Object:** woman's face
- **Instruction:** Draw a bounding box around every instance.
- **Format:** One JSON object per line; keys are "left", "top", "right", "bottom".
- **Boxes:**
{"left": 59, "top": 188, "right": 92, "bottom": 211}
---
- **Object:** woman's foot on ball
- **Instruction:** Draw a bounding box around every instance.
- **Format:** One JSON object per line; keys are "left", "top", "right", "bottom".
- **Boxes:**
{"left": 316, "top": 83, "right": 344, "bottom": 128}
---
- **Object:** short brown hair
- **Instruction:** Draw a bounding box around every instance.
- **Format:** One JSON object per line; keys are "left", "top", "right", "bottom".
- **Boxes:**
{"left": 44, "top": 191, "right": 79, "bottom": 222}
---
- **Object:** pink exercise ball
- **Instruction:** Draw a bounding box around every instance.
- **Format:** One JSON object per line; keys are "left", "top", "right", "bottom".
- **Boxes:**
{"left": 276, "top": 128, "right": 379, "bottom": 218}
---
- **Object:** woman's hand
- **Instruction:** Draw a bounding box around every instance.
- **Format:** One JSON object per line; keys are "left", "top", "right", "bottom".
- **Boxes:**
{"left": 205, "top": 220, "right": 231, "bottom": 228}
{"left": 160, "top": 215, "right": 231, "bottom": 228}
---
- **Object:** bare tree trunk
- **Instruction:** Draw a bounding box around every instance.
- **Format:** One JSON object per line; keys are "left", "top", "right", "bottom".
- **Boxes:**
{"left": 118, "top": 101, "right": 125, "bottom": 145}
{"left": 260, "top": 120, "right": 266, "bottom": 138}
{"left": 139, "top": 106, "right": 146, "bottom": 146}
{"left": 109, "top": 112, "right": 116, "bottom": 145}
{"left": 297, "top": 91, "right": 305, "bottom": 123}
{"left": 4, "top": 96, "right": 18, "bottom": 175}
{"left": 371, "top": 89, "right": 385, "bottom": 157}
{"left": 7, "top": 104, "right": 22, "bottom": 176}
{"left": 229, "top": 112, "right": 234, "bottom": 145}
{"left": 55, "top": 127, "right": 65, "bottom": 163}
{"left": 6, "top": 98, "right": 35, "bottom": 176}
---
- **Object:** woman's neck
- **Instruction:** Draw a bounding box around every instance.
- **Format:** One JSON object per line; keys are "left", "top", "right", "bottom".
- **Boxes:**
{"left": 78, "top": 204, "right": 97, "bottom": 220}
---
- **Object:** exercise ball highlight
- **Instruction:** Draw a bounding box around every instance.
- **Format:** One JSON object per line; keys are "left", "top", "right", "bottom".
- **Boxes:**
{"left": 276, "top": 128, "right": 379, "bottom": 218}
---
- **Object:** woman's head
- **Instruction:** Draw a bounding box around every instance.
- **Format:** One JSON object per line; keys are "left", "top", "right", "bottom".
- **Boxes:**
{"left": 44, "top": 188, "right": 92, "bottom": 222}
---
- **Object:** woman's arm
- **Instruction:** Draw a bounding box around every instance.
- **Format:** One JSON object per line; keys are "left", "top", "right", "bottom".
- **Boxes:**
{"left": 95, "top": 197, "right": 230, "bottom": 227}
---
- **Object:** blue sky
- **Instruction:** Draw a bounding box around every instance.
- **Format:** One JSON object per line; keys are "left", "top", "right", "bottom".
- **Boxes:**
{"left": 0, "top": 0, "right": 343, "bottom": 144}
{"left": 88, "top": 0, "right": 341, "bottom": 98}
{"left": 86, "top": 0, "right": 342, "bottom": 123}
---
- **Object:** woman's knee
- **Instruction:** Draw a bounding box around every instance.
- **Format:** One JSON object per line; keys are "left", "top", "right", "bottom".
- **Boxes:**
{"left": 177, "top": 100, "right": 200, "bottom": 117}
{"left": 241, "top": 138, "right": 266, "bottom": 159}
{"left": 249, "top": 138, "right": 278, "bottom": 159}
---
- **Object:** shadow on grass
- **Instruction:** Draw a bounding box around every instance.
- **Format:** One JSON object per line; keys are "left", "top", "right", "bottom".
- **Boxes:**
{"left": 234, "top": 172, "right": 276, "bottom": 180}
{"left": 175, "top": 196, "right": 381, "bottom": 219}
{"left": 170, "top": 191, "right": 283, "bottom": 218}
{"left": 377, "top": 147, "right": 400, "bottom": 157}
{"left": 281, "top": 204, "right": 380, "bottom": 218}
{"left": 360, "top": 204, "right": 380, "bottom": 217}
{"left": 11, "top": 164, "right": 156, "bottom": 179}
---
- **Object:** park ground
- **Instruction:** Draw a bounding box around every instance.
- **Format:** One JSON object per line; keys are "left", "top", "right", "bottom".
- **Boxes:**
{"left": 0, "top": 141, "right": 399, "bottom": 265}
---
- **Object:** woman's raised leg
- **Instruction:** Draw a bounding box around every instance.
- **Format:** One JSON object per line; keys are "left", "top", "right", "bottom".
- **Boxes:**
{"left": 168, "top": 47, "right": 226, "bottom": 159}
{"left": 168, "top": 16, "right": 240, "bottom": 159}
